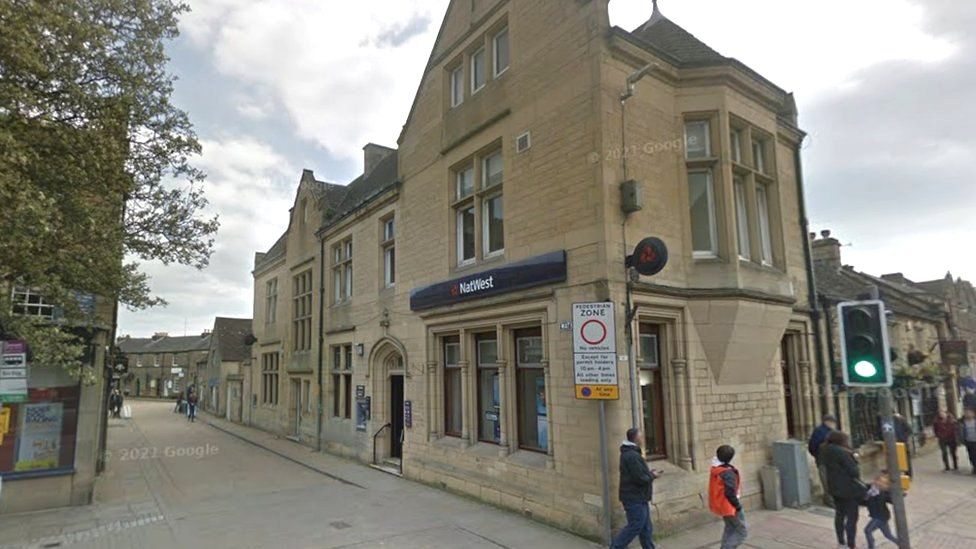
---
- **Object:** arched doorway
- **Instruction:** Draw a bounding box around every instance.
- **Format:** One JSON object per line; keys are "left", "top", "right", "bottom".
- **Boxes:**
{"left": 369, "top": 339, "right": 407, "bottom": 464}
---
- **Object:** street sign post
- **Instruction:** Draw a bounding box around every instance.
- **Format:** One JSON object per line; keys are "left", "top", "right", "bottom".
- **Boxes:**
{"left": 0, "top": 341, "right": 29, "bottom": 404}
{"left": 571, "top": 302, "right": 620, "bottom": 547}
{"left": 572, "top": 302, "right": 619, "bottom": 400}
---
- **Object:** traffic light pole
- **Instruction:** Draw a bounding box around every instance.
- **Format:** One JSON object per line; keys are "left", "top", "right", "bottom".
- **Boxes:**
{"left": 879, "top": 389, "right": 911, "bottom": 549}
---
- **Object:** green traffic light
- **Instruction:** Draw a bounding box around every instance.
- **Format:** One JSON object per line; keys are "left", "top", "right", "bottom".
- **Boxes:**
{"left": 854, "top": 360, "right": 878, "bottom": 378}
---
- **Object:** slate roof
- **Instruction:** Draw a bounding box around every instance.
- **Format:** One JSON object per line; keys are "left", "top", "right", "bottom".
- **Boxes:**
{"left": 322, "top": 150, "right": 399, "bottom": 230}
{"left": 815, "top": 262, "right": 942, "bottom": 321}
{"left": 211, "top": 317, "right": 253, "bottom": 362}
{"left": 631, "top": 7, "right": 726, "bottom": 66}
{"left": 117, "top": 334, "right": 212, "bottom": 354}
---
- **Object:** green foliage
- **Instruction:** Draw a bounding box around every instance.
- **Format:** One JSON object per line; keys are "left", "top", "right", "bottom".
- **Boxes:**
{"left": 0, "top": 0, "right": 218, "bottom": 380}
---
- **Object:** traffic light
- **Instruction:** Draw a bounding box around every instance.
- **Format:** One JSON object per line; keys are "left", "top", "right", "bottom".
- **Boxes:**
{"left": 838, "top": 300, "right": 892, "bottom": 387}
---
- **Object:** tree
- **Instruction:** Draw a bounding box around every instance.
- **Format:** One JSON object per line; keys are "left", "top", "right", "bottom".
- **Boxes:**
{"left": 0, "top": 0, "right": 218, "bottom": 381}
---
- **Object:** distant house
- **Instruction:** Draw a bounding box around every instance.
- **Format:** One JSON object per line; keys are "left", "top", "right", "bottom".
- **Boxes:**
{"left": 117, "top": 332, "right": 211, "bottom": 397}
{"left": 202, "top": 317, "right": 253, "bottom": 423}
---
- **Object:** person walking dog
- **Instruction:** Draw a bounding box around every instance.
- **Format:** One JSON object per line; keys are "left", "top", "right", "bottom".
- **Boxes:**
{"left": 611, "top": 428, "right": 662, "bottom": 549}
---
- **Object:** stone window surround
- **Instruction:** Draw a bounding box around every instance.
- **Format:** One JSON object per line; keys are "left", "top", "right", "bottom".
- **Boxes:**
{"left": 331, "top": 236, "right": 353, "bottom": 305}
{"left": 380, "top": 214, "right": 396, "bottom": 289}
{"left": 449, "top": 142, "right": 505, "bottom": 269}
{"left": 683, "top": 111, "right": 785, "bottom": 270}
{"left": 632, "top": 301, "right": 696, "bottom": 471}
{"left": 330, "top": 343, "right": 354, "bottom": 420}
{"left": 424, "top": 307, "right": 554, "bottom": 468}
{"left": 728, "top": 115, "right": 781, "bottom": 269}
{"left": 443, "top": 16, "right": 510, "bottom": 112}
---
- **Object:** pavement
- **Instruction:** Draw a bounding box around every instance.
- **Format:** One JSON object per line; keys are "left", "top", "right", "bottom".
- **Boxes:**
{"left": 663, "top": 443, "right": 976, "bottom": 548}
{"left": 0, "top": 399, "right": 596, "bottom": 549}
{"left": 0, "top": 400, "right": 973, "bottom": 548}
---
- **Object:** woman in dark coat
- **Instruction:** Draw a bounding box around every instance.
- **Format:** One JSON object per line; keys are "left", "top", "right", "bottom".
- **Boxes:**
{"left": 819, "top": 431, "right": 864, "bottom": 549}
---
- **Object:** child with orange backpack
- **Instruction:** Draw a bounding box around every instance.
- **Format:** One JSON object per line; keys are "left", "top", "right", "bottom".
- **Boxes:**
{"left": 709, "top": 445, "right": 747, "bottom": 549}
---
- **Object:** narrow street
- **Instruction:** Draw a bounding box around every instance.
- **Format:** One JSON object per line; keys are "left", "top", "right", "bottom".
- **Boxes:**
{"left": 0, "top": 400, "right": 595, "bottom": 548}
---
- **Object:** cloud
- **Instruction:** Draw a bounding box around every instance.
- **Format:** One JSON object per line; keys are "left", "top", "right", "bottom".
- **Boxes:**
{"left": 801, "top": 0, "right": 976, "bottom": 281}
{"left": 180, "top": 0, "right": 444, "bottom": 162}
{"left": 119, "top": 136, "right": 298, "bottom": 336}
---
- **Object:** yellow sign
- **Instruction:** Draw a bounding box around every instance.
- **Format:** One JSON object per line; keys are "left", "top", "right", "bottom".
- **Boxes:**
{"left": 0, "top": 406, "right": 9, "bottom": 434}
{"left": 575, "top": 385, "right": 619, "bottom": 400}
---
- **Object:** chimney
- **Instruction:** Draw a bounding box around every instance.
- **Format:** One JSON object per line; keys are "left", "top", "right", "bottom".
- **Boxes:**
{"left": 811, "top": 230, "right": 842, "bottom": 269}
{"left": 363, "top": 143, "right": 394, "bottom": 175}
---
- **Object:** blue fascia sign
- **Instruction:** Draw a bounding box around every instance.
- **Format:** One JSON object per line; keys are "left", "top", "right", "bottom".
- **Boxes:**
{"left": 409, "top": 251, "right": 567, "bottom": 311}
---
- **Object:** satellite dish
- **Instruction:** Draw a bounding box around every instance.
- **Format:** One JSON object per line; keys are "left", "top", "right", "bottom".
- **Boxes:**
{"left": 628, "top": 237, "right": 669, "bottom": 277}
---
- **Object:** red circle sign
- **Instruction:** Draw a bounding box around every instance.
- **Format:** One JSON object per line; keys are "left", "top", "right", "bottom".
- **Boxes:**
{"left": 580, "top": 319, "right": 607, "bottom": 346}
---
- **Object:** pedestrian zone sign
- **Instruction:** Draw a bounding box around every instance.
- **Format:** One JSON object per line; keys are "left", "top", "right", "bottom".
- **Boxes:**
{"left": 572, "top": 302, "right": 619, "bottom": 400}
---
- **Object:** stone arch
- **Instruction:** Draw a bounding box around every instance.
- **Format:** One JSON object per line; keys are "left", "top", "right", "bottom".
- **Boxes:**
{"left": 366, "top": 335, "right": 408, "bottom": 379}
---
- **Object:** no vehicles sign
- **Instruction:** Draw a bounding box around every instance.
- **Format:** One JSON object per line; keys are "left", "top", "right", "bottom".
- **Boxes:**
{"left": 572, "top": 303, "right": 619, "bottom": 400}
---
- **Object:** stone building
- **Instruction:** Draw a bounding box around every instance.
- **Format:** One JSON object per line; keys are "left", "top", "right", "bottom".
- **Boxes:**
{"left": 250, "top": 168, "right": 347, "bottom": 440}
{"left": 201, "top": 317, "right": 252, "bottom": 421}
{"left": 812, "top": 233, "right": 954, "bottom": 447}
{"left": 117, "top": 332, "right": 211, "bottom": 398}
{"left": 249, "top": 0, "right": 824, "bottom": 537}
{"left": 0, "top": 289, "right": 113, "bottom": 514}
{"left": 912, "top": 274, "right": 976, "bottom": 387}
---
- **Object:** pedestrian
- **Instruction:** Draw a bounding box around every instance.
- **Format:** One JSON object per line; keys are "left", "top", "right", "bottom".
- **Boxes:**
{"left": 808, "top": 413, "right": 837, "bottom": 506}
{"left": 863, "top": 471, "right": 899, "bottom": 549}
{"left": 963, "top": 386, "right": 976, "bottom": 413}
{"left": 820, "top": 430, "right": 866, "bottom": 549}
{"left": 958, "top": 407, "right": 976, "bottom": 475}
{"left": 933, "top": 410, "right": 959, "bottom": 472}
{"left": 109, "top": 389, "right": 122, "bottom": 418}
{"left": 187, "top": 390, "right": 198, "bottom": 423}
{"left": 709, "top": 445, "right": 747, "bottom": 549}
{"left": 893, "top": 413, "right": 913, "bottom": 477}
{"left": 174, "top": 393, "right": 184, "bottom": 414}
{"left": 611, "top": 427, "right": 662, "bottom": 549}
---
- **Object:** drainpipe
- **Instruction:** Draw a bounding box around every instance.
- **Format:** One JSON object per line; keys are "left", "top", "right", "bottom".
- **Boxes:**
{"left": 620, "top": 63, "right": 658, "bottom": 429}
{"left": 793, "top": 141, "right": 830, "bottom": 422}
{"left": 316, "top": 237, "right": 325, "bottom": 452}
{"left": 821, "top": 295, "right": 842, "bottom": 429}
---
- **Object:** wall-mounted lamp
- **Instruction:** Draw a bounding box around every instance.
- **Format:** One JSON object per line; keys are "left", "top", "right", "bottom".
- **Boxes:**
{"left": 356, "top": 343, "right": 365, "bottom": 357}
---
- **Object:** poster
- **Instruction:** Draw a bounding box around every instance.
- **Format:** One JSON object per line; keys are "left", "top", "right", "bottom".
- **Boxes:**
{"left": 535, "top": 376, "right": 548, "bottom": 449}
{"left": 0, "top": 341, "right": 29, "bottom": 403}
{"left": 15, "top": 402, "right": 63, "bottom": 471}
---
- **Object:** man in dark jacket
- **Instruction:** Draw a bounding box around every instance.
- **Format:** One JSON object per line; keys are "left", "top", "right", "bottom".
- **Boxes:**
{"left": 611, "top": 428, "right": 661, "bottom": 549}
{"left": 808, "top": 414, "right": 836, "bottom": 505}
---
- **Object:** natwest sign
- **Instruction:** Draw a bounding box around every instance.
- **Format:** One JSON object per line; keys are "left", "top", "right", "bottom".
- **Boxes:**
{"left": 453, "top": 275, "right": 495, "bottom": 296}
{"left": 410, "top": 251, "right": 567, "bottom": 311}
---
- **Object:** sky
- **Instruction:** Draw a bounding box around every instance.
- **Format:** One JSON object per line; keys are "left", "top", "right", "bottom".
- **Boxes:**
{"left": 118, "top": 0, "right": 976, "bottom": 337}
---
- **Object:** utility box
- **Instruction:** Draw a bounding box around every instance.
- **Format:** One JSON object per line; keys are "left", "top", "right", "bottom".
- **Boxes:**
{"left": 772, "top": 440, "right": 811, "bottom": 508}
{"left": 620, "top": 180, "right": 643, "bottom": 213}
{"left": 760, "top": 465, "right": 783, "bottom": 510}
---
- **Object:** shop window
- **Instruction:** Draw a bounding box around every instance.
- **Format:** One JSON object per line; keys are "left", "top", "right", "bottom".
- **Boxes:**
{"left": 0, "top": 359, "right": 81, "bottom": 475}
{"left": 639, "top": 324, "right": 667, "bottom": 459}
{"left": 476, "top": 334, "right": 500, "bottom": 443}
{"left": 515, "top": 328, "right": 546, "bottom": 452}
{"left": 443, "top": 336, "right": 462, "bottom": 437}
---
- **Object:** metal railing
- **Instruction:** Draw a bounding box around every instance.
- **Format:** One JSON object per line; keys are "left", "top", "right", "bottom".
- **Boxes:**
{"left": 372, "top": 422, "right": 391, "bottom": 465}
